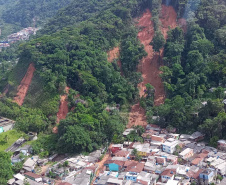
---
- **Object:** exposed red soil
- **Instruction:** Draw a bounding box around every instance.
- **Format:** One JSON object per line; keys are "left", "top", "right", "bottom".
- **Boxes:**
{"left": 107, "top": 47, "right": 123, "bottom": 75}
{"left": 56, "top": 86, "right": 70, "bottom": 123}
{"left": 127, "top": 103, "right": 147, "bottom": 128}
{"left": 160, "top": 5, "right": 178, "bottom": 40}
{"left": 14, "top": 63, "right": 35, "bottom": 106}
{"left": 127, "top": 5, "right": 178, "bottom": 128}
{"left": 107, "top": 47, "right": 120, "bottom": 63}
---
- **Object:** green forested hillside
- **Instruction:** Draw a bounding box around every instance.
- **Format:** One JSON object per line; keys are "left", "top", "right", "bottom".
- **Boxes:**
{"left": 38, "top": 0, "right": 114, "bottom": 35}
{"left": 0, "top": 0, "right": 149, "bottom": 158}
{"left": 0, "top": 0, "right": 21, "bottom": 38}
{"left": 0, "top": 0, "right": 72, "bottom": 38}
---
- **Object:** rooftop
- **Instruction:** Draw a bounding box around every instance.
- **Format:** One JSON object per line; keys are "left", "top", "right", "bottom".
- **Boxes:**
{"left": 163, "top": 140, "right": 179, "bottom": 147}
{"left": 24, "top": 172, "right": 41, "bottom": 179}
{"left": 179, "top": 148, "right": 193, "bottom": 156}
{"left": 161, "top": 169, "right": 176, "bottom": 177}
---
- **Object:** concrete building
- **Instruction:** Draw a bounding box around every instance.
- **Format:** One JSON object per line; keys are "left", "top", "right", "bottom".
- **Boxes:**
{"left": 199, "top": 168, "right": 215, "bottom": 185}
{"left": 0, "top": 117, "right": 15, "bottom": 133}
{"left": 179, "top": 148, "right": 193, "bottom": 160}
{"left": 218, "top": 140, "right": 226, "bottom": 151}
{"left": 161, "top": 169, "right": 176, "bottom": 182}
{"left": 162, "top": 140, "right": 179, "bottom": 154}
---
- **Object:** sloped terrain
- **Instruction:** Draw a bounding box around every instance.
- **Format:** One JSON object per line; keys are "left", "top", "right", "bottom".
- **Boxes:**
{"left": 127, "top": 5, "right": 179, "bottom": 128}
{"left": 14, "top": 63, "right": 35, "bottom": 106}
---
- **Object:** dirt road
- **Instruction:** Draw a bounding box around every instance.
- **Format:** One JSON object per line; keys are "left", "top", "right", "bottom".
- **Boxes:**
{"left": 14, "top": 63, "right": 35, "bottom": 106}
{"left": 91, "top": 145, "right": 111, "bottom": 185}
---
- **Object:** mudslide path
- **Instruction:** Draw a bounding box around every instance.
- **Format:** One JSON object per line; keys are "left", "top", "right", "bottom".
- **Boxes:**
{"left": 14, "top": 63, "right": 35, "bottom": 106}
{"left": 160, "top": 5, "right": 178, "bottom": 40}
{"left": 127, "top": 5, "right": 178, "bottom": 128}
{"left": 107, "top": 47, "right": 123, "bottom": 75}
{"left": 107, "top": 47, "right": 120, "bottom": 63}
{"left": 56, "top": 86, "right": 70, "bottom": 123}
{"left": 53, "top": 86, "right": 70, "bottom": 133}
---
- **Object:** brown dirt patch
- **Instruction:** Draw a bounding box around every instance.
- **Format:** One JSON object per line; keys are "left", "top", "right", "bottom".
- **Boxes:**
{"left": 137, "top": 8, "right": 166, "bottom": 106}
{"left": 107, "top": 47, "right": 123, "bottom": 75}
{"left": 107, "top": 47, "right": 120, "bottom": 63}
{"left": 127, "top": 103, "right": 147, "bottom": 128}
{"left": 56, "top": 86, "right": 70, "bottom": 123}
{"left": 14, "top": 63, "right": 35, "bottom": 106}
{"left": 160, "top": 5, "right": 178, "bottom": 39}
{"left": 127, "top": 6, "right": 178, "bottom": 128}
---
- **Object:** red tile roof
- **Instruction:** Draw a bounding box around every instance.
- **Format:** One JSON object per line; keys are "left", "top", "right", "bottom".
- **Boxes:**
{"left": 151, "top": 135, "right": 165, "bottom": 142}
{"left": 156, "top": 157, "right": 165, "bottom": 164}
{"left": 161, "top": 169, "right": 176, "bottom": 177}
{"left": 198, "top": 152, "right": 209, "bottom": 159}
{"left": 104, "top": 160, "right": 125, "bottom": 167}
{"left": 191, "top": 158, "right": 203, "bottom": 165}
{"left": 24, "top": 172, "right": 41, "bottom": 179}
{"left": 187, "top": 169, "right": 203, "bottom": 179}
{"left": 114, "top": 150, "right": 130, "bottom": 157}
{"left": 125, "top": 161, "right": 145, "bottom": 173}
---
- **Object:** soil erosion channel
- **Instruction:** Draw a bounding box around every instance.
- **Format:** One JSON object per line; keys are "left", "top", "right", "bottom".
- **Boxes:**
{"left": 127, "top": 5, "right": 178, "bottom": 128}
{"left": 14, "top": 63, "right": 35, "bottom": 106}
{"left": 107, "top": 46, "right": 123, "bottom": 75}
{"left": 56, "top": 86, "right": 70, "bottom": 123}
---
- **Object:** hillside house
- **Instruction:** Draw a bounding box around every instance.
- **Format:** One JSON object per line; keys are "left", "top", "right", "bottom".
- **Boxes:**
{"left": 218, "top": 140, "right": 226, "bottom": 151}
{"left": 111, "top": 144, "right": 123, "bottom": 154}
{"left": 162, "top": 139, "right": 180, "bottom": 154}
{"left": 24, "top": 172, "right": 42, "bottom": 182}
{"left": 104, "top": 160, "right": 125, "bottom": 172}
{"left": 123, "top": 128, "right": 134, "bottom": 137}
{"left": 189, "top": 132, "right": 205, "bottom": 142}
{"left": 151, "top": 135, "right": 165, "bottom": 146}
{"left": 0, "top": 117, "right": 15, "bottom": 133}
{"left": 124, "top": 161, "right": 144, "bottom": 173}
{"left": 23, "top": 156, "right": 39, "bottom": 172}
{"left": 132, "top": 143, "right": 150, "bottom": 158}
{"left": 179, "top": 148, "right": 194, "bottom": 160}
{"left": 161, "top": 169, "right": 176, "bottom": 182}
{"left": 114, "top": 150, "right": 130, "bottom": 158}
{"left": 199, "top": 168, "right": 216, "bottom": 185}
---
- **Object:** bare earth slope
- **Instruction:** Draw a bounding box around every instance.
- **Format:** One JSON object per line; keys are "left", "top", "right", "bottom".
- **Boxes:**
{"left": 56, "top": 86, "right": 70, "bottom": 123}
{"left": 107, "top": 47, "right": 123, "bottom": 75}
{"left": 127, "top": 5, "right": 178, "bottom": 128}
{"left": 14, "top": 63, "right": 35, "bottom": 106}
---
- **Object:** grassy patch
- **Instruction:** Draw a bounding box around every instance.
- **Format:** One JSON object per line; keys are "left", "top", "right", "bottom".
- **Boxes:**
{"left": 0, "top": 130, "right": 23, "bottom": 151}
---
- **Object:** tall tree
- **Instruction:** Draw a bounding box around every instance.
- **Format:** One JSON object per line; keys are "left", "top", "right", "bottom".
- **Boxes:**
{"left": 150, "top": 31, "right": 165, "bottom": 56}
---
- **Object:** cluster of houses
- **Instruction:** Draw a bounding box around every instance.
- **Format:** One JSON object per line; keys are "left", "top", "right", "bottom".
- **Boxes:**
{"left": 8, "top": 149, "right": 102, "bottom": 185}
{"left": 91, "top": 125, "right": 226, "bottom": 185}
{"left": 0, "top": 27, "right": 39, "bottom": 50}
{"left": 6, "top": 123, "right": 226, "bottom": 185}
